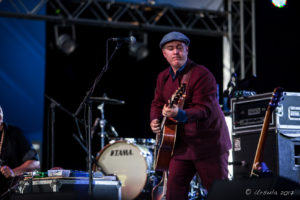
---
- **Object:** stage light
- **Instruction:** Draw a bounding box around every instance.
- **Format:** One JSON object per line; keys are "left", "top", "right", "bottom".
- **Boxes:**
{"left": 272, "top": 0, "right": 287, "bottom": 8}
{"left": 54, "top": 24, "right": 77, "bottom": 55}
{"left": 129, "top": 42, "right": 149, "bottom": 61}
{"left": 129, "top": 33, "right": 149, "bottom": 61}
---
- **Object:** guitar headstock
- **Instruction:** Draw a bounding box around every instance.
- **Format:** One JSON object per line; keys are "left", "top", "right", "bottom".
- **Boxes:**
{"left": 169, "top": 83, "right": 187, "bottom": 107}
{"left": 269, "top": 87, "right": 284, "bottom": 111}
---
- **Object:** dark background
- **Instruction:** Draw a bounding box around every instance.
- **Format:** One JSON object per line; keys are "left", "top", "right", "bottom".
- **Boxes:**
{"left": 255, "top": 0, "right": 300, "bottom": 92}
{"left": 44, "top": 0, "right": 300, "bottom": 171}
{"left": 44, "top": 28, "right": 223, "bottom": 170}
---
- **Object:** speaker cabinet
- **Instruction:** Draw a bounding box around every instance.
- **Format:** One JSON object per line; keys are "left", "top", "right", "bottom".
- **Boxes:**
{"left": 232, "top": 130, "right": 300, "bottom": 183}
{"left": 277, "top": 133, "right": 300, "bottom": 183}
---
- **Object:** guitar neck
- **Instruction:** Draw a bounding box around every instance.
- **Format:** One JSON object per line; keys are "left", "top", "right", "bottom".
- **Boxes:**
{"left": 160, "top": 116, "right": 167, "bottom": 131}
{"left": 250, "top": 105, "right": 273, "bottom": 176}
{"left": 249, "top": 87, "right": 283, "bottom": 177}
{"left": 160, "top": 95, "right": 177, "bottom": 132}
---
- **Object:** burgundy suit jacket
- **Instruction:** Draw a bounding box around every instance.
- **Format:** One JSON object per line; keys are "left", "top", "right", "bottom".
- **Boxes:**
{"left": 150, "top": 59, "right": 232, "bottom": 160}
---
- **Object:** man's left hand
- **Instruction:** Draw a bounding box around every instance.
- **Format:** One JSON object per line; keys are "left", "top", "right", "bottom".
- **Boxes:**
{"left": 162, "top": 104, "right": 179, "bottom": 118}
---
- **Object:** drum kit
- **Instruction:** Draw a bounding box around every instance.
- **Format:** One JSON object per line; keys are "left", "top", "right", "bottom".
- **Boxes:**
{"left": 91, "top": 95, "right": 206, "bottom": 200}
{"left": 90, "top": 95, "right": 158, "bottom": 200}
{"left": 45, "top": 93, "right": 206, "bottom": 200}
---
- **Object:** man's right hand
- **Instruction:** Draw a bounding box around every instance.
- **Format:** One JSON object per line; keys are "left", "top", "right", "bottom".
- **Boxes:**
{"left": 150, "top": 119, "right": 161, "bottom": 134}
{"left": 0, "top": 165, "right": 15, "bottom": 178}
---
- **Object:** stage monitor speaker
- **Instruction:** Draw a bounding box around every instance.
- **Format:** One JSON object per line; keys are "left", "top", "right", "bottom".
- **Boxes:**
{"left": 207, "top": 176, "right": 300, "bottom": 200}
{"left": 232, "top": 130, "right": 300, "bottom": 183}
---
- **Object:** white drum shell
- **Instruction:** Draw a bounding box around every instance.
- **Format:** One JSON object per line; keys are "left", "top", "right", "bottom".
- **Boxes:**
{"left": 96, "top": 140, "right": 153, "bottom": 200}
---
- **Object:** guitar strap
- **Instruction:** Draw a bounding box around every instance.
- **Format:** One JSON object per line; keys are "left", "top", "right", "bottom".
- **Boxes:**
{"left": 177, "top": 65, "right": 194, "bottom": 109}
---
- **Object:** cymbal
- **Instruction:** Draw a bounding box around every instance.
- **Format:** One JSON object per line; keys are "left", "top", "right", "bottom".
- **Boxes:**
{"left": 90, "top": 96, "right": 125, "bottom": 105}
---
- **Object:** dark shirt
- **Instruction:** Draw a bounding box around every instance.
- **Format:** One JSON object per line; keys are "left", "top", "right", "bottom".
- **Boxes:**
{"left": 150, "top": 59, "right": 232, "bottom": 160}
{"left": 0, "top": 123, "right": 38, "bottom": 194}
{"left": 169, "top": 62, "right": 186, "bottom": 80}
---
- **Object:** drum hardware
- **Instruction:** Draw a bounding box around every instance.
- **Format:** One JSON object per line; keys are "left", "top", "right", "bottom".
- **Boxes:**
{"left": 188, "top": 174, "right": 207, "bottom": 200}
{"left": 110, "top": 125, "right": 119, "bottom": 137}
{"left": 150, "top": 172, "right": 207, "bottom": 200}
{"left": 95, "top": 94, "right": 124, "bottom": 149}
{"left": 97, "top": 102, "right": 107, "bottom": 150}
{"left": 90, "top": 96, "right": 125, "bottom": 105}
{"left": 91, "top": 117, "right": 100, "bottom": 139}
{"left": 44, "top": 94, "right": 111, "bottom": 191}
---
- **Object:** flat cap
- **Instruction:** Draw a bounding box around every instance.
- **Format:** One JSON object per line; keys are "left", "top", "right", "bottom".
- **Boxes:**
{"left": 159, "top": 31, "right": 190, "bottom": 48}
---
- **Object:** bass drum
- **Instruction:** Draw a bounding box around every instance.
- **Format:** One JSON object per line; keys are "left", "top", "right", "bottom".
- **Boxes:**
{"left": 95, "top": 140, "right": 153, "bottom": 200}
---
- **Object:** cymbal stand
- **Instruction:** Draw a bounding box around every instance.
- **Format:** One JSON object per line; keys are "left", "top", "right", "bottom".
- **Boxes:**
{"left": 74, "top": 40, "right": 124, "bottom": 196}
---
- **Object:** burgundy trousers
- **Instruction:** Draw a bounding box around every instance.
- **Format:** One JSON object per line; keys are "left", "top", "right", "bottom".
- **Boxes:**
{"left": 166, "top": 151, "right": 229, "bottom": 200}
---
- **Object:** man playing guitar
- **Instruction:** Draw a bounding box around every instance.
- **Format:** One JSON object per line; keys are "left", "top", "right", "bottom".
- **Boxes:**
{"left": 150, "top": 31, "right": 231, "bottom": 199}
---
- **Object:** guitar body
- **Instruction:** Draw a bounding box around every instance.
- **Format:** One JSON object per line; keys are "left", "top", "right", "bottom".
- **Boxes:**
{"left": 155, "top": 118, "right": 177, "bottom": 171}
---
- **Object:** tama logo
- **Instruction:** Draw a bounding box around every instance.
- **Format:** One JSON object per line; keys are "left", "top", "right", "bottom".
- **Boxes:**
{"left": 110, "top": 149, "right": 133, "bottom": 156}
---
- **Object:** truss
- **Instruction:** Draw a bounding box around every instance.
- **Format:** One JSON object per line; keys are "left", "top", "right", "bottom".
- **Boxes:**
{"left": 0, "top": 0, "right": 227, "bottom": 36}
{"left": 228, "top": 0, "right": 256, "bottom": 79}
{"left": 1, "top": 0, "right": 256, "bottom": 88}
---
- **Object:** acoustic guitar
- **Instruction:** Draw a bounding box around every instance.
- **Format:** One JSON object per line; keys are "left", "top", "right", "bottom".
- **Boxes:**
{"left": 152, "top": 83, "right": 186, "bottom": 200}
{"left": 154, "top": 83, "right": 186, "bottom": 171}
{"left": 250, "top": 87, "right": 283, "bottom": 177}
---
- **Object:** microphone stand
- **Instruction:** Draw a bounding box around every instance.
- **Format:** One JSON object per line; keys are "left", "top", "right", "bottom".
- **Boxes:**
{"left": 45, "top": 94, "right": 84, "bottom": 169}
{"left": 72, "top": 133, "right": 106, "bottom": 175}
{"left": 74, "top": 40, "right": 124, "bottom": 196}
{"left": 50, "top": 102, "right": 55, "bottom": 169}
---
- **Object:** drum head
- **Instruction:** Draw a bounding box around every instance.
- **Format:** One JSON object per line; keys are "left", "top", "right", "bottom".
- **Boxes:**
{"left": 97, "top": 141, "right": 148, "bottom": 200}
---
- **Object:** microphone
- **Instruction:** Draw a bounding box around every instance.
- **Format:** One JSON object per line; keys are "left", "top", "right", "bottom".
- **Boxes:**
{"left": 109, "top": 36, "right": 136, "bottom": 44}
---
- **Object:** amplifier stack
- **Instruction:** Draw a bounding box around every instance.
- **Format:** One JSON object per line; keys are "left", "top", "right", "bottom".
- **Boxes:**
{"left": 230, "top": 92, "right": 300, "bottom": 183}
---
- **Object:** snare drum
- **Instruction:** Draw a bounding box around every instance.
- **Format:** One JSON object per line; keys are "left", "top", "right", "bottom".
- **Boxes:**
{"left": 95, "top": 140, "right": 153, "bottom": 200}
{"left": 109, "top": 137, "right": 136, "bottom": 144}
